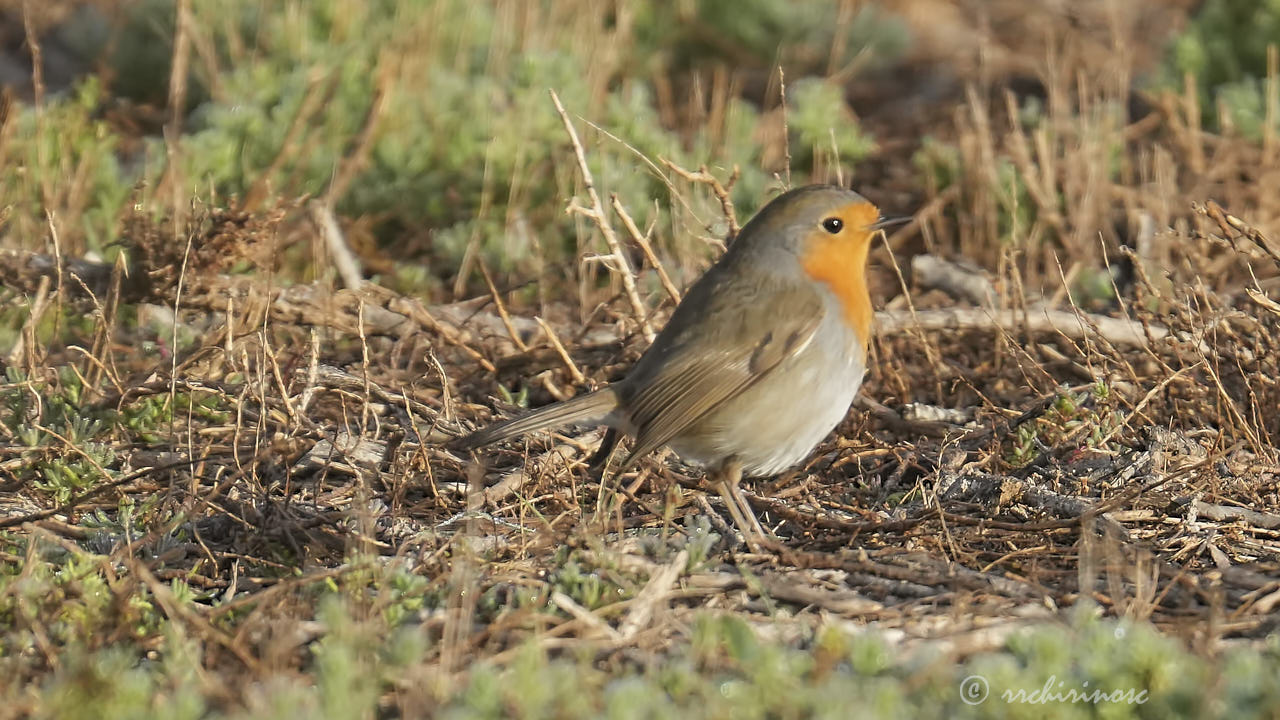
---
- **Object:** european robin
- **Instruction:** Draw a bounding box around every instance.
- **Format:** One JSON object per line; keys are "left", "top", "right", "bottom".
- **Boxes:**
{"left": 456, "top": 185, "right": 900, "bottom": 548}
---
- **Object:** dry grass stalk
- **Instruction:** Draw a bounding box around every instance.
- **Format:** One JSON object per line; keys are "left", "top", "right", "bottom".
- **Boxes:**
{"left": 662, "top": 160, "right": 741, "bottom": 240}
{"left": 533, "top": 316, "right": 586, "bottom": 386}
{"left": 610, "top": 193, "right": 681, "bottom": 303}
{"left": 618, "top": 548, "right": 688, "bottom": 639}
{"left": 778, "top": 65, "right": 791, "bottom": 188}
{"left": 1199, "top": 199, "right": 1280, "bottom": 270}
{"left": 163, "top": 0, "right": 192, "bottom": 229}
{"left": 550, "top": 89, "right": 655, "bottom": 342}
{"left": 308, "top": 200, "right": 365, "bottom": 290}
{"left": 478, "top": 258, "right": 530, "bottom": 352}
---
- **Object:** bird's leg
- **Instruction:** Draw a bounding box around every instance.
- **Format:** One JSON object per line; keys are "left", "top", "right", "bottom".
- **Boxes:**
{"left": 728, "top": 461, "right": 767, "bottom": 543}
{"left": 587, "top": 427, "right": 621, "bottom": 481}
{"left": 714, "top": 458, "right": 764, "bottom": 552}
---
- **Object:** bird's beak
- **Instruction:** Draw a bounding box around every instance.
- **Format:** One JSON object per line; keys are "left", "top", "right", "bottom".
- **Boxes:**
{"left": 868, "top": 216, "right": 912, "bottom": 231}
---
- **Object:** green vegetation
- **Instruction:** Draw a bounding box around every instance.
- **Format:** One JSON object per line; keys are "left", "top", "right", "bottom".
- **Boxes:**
{"left": 1, "top": 77, "right": 131, "bottom": 257}
{"left": 2, "top": 367, "right": 118, "bottom": 505}
{"left": 1005, "top": 385, "right": 1121, "bottom": 469}
{"left": 13, "top": 576, "right": 1280, "bottom": 719}
{"left": 4, "top": 0, "right": 885, "bottom": 291}
{"left": 1161, "top": 0, "right": 1280, "bottom": 138}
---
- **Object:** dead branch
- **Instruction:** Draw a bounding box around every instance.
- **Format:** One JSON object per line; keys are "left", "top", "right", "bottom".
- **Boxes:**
{"left": 1190, "top": 501, "right": 1280, "bottom": 530}
{"left": 1199, "top": 200, "right": 1280, "bottom": 270}
{"left": 550, "top": 89, "right": 654, "bottom": 342}
{"left": 876, "top": 307, "right": 1167, "bottom": 348}
{"left": 308, "top": 200, "right": 365, "bottom": 290}
{"left": 911, "top": 254, "right": 997, "bottom": 308}
{"left": 618, "top": 549, "right": 688, "bottom": 638}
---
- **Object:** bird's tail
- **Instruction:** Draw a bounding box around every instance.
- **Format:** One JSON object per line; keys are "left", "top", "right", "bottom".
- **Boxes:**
{"left": 452, "top": 387, "right": 620, "bottom": 450}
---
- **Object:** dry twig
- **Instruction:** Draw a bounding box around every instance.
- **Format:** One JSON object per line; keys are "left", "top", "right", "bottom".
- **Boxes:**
{"left": 550, "top": 90, "right": 655, "bottom": 342}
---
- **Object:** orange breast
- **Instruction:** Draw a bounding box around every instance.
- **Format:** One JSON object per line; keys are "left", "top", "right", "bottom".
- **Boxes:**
{"left": 799, "top": 201, "right": 879, "bottom": 355}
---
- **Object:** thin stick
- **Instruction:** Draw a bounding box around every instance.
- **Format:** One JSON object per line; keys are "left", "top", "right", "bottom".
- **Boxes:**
{"left": 8, "top": 275, "right": 49, "bottom": 368}
{"left": 21, "top": 1, "right": 54, "bottom": 220}
{"left": 662, "top": 160, "right": 740, "bottom": 240}
{"left": 534, "top": 316, "right": 586, "bottom": 385}
{"left": 479, "top": 257, "right": 529, "bottom": 351}
{"left": 240, "top": 70, "right": 328, "bottom": 213}
{"left": 169, "top": 227, "right": 196, "bottom": 444}
{"left": 1200, "top": 200, "right": 1280, "bottom": 270}
{"left": 829, "top": 128, "right": 844, "bottom": 187}
{"left": 308, "top": 199, "right": 364, "bottom": 290}
{"left": 779, "top": 66, "right": 792, "bottom": 188}
{"left": 164, "top": 0, "right": 192, "bottom": 228}
{"left": 610, "top": 193, "right": 680, "bottom": 303}
{"left": 1265, "top": 44, "right": 1278, "bottom": 165}
{"left": 875, "top": 307, "right": 1167, "bottom": 348}
{"left": 880, "top": 234, "right": 942, "bottom": 369}
{"left": 550, "top": 89, "right": 654, "bottom": 342}
{"left": 582, "top": 119, "right": 710, "bottom": 229}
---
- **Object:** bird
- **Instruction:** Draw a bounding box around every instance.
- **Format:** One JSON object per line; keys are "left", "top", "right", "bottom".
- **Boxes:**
{"left": 454, "top": 184, "right": 900, "bottom": 549}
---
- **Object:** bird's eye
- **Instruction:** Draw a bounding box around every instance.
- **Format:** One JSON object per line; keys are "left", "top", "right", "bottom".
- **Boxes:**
{"left": 821, "top": 217, "right": 843, "bottom": 234}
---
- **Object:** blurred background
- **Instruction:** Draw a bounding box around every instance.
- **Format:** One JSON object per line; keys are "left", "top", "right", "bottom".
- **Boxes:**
{"left": 1, "top": 0, "right": 1272, "bottom": 311}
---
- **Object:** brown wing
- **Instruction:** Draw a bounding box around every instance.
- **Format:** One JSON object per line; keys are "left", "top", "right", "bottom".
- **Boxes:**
{"left": 617, "top": 274, "right": 826, "bottom": 469}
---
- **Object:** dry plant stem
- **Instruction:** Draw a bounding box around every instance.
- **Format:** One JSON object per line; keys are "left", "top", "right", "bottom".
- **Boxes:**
{"left": 454, "top": 139, "right": 498, "bottom": 299}
{"left": 163, "top": 0, "right": 192, "bottom": 228}
{"left": 876, "top": 307, "right": 1165, "bottom": 348}
{"left": 299, "top": 329, "right": 321, "bottom": 412}
{"left": 1247, "top": 288, "right": 1280, "bottom": 317}
{"left": 21, "top": 1, "right": 54, "bottom": 230}
{"left": 1183, "top": 72, "right": 1205, "bottom": 173}
{"left": 880, "top": 233, "right": 942, "bottom": 371}
{"left": 169, "top": 229, "right": 197, "bottom": 444}
{"left": 778, "top": 66, "right": 791, "bottom": 188}
{"left": 1266, "top": 44, "right": 1279, "bottom": 165}
{"left": 549, "top": 89, "right": 654, "bottom": 342}
{"left": 63, "top": 267, "right": 125, "bottom": 401}
{"left": 43, "top": 212, "right": 64, "bottom": 359}
{"left": 8, "top": 275, "right": 49, "bottom": 367}
{"left": 662, "top": 160, "right": 740, "bottom": 238}
{"left": 1002, "top": 90, "right": 1067, "bottom": 238}
{"left": 478, "top": 258, "right": 529, "bottom": 351}
{"left": 618, "top": 549, "right": 687, "bottom": 640}
{"left": 440, "top": 464, "right": 486, "bottom": 677}
{"left": 610, "top": 193, "right": 681, "bottom": 303}
{"left": 1200, "top": 200, "right": 1280, "bottom": 270}
{"left": 533, "top": 317, "right": 586, "bottom": 385}
{"left": 581, "top": 118, "right": 714, "bottom": 230}
{"left": 308, "top": 200, "right": 364, "bottom": 290}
